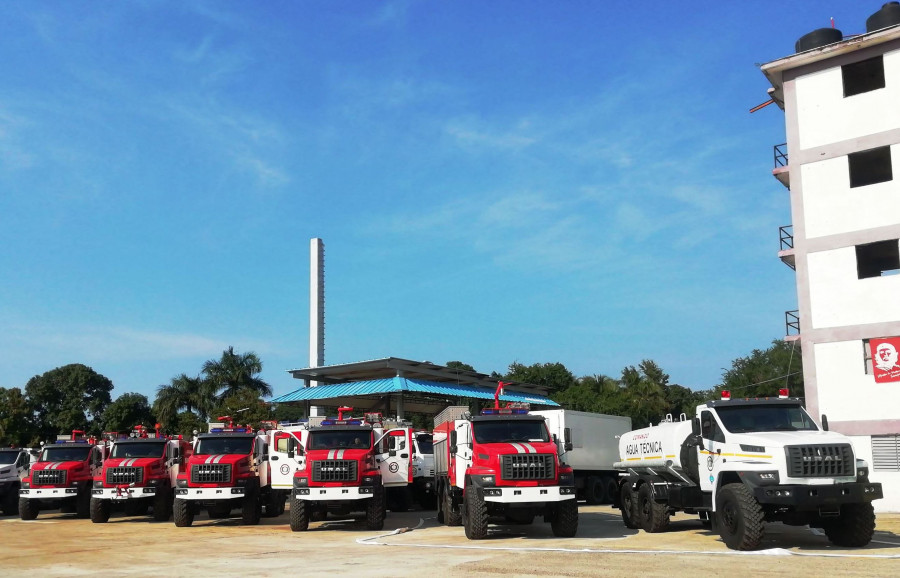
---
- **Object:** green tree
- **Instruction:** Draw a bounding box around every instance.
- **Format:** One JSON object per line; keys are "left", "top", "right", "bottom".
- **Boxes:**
{"left": 209, "top": 389, "right": 273, "bottom": 428}
{"left": 553, "top": 374, "right": 628, "bottom": 415}
{"left": 102, "top": 393, "right": 155, "bottom": 433}
{"left": 0, "top": 387, "right": 36, "bottom": 446}
{"left": 664, "top": 384, "right": 706, "bottom": 419}
{"left": 621, "top": 360, "right": 668, "bottom": 427}
{"left": 153, "top": 374, "right": 213, "bottom": 428}
{"left": 202, "top": 346, "right": 273, "bottom": 400}
{"left": 445, "top": 361, "right": 476, "bottom": 372}
{"left": 720, "top": 340, "right": 804, "bottom": 399}
{"left": 504, "top": 362, "right": 576, "bottom": 395}
{"left": 25, "top": 364, "right": 114, "bottom": 440}
{"left": 170, "top": 411, "right": 206, "bottom": 439}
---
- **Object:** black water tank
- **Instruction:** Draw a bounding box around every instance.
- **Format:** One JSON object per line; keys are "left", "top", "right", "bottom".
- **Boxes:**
{"left": 867, "top": 2, "right": 900, "bottom": 32}
{"left": 795, "top": 27, "right": 843, "bottom": 53}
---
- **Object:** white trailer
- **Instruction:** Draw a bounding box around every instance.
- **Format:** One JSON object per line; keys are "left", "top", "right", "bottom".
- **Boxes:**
{"left": 532, "top": 409, "right": 632, "bottom": 504}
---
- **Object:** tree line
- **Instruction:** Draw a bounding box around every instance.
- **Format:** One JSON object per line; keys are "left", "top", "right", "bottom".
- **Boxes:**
{"left": 0, "top": 340, "right": 802, "bottom": 446}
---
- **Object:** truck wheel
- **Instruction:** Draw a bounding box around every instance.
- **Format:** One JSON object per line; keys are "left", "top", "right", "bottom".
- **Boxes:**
{"left": 173, "top": 499, "right": 194, "bottom": 527}
{"left": 822, "top": 503, "right": 876, "bottom": 547}
{"left": 365, "top": 485, "right": 386, "bottom": 531}
{"left": 463, "top": 484, "right": 489, "bottom": 540}
{"left": 263, "top": 490, "right": 286, "bottom": 517}
{"left": 75, "top": 489, "right": 91, "bottom": 519}
{"left": 289, "top": 496, "right": 309, "bottom": 531}
{"left": 584, "top": 476, "right": 605, "bottom": 505}
{"left": 716, "top": 483, "right": 764, "bottom": 550}
{"left": 241, "top": 486, "right": 262, "bottom": 526}
{"left": 90, "top": 498, "right": 111, "bottom": 523}
{"left": 152, "top": 489, "right": 172, "bottom": 522}
{"left": 19, "top": 498, "right": 38, "bottom": 520}
{"left": 443, "top": 485, "right": 461, "bottom": 527}
{"left": 2, "top": 486, "right": 19, "bottom": 515}
{"left": 637, "top": 484, "right": 669, "bottom": 533}
{"left": 551, "top": 499, "right": 579, "bottom": 537}
{"left": 619, "top": 483, "right": 639, "bottom": 529}
{"left": 604, "top": 477, "right": 619, "bottom": 505}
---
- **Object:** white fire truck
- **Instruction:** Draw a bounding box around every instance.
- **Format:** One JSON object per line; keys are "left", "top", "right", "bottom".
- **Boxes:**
{"left": 615, "top": 389, "right": 884, "bottom": 550}
{"left": 286, "top": 408, "right": 413, "bottom": 531}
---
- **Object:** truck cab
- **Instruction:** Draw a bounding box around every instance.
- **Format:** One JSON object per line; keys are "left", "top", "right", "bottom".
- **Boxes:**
{"left": 19, "top": 431, "right": 106, "bottom": 520}
{"left": 0, "top": 448, "right": 31, "bottom": 516}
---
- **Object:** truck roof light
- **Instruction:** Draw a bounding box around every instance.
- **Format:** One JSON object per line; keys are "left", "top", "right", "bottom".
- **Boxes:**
{"left": 480, "top": 408, "right": 529, "bottom": 415}
{"left": 209, "top": 427, "right": 249, "bottom": 433}
{"left": 778, "top": 388, "right": 789, "bottom": 399}
{"left": 721, "top": 390, "right": 731, "bottom": 401}
{"left": 319, "top": 419, "right": 363, "bottom": 426}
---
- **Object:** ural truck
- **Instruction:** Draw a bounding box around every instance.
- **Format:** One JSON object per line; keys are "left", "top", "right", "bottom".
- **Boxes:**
{"left": 615, "top": 390, "right": 884, "bottom": 550}
{"left": 286, "top": 409, "right": 413, "bottom": 531}
{"left": 532, "top": 409, "right": 632, "bottom": 504}
{"left": 19, "top": 431, "right": 107, "bottom": 520}
{"left": 90, "top": 426, "right": 190, "bottom": 523}
{"left": 433, "top": 384, "right": 578, "bottom": 540}
{"left": 173, "top": 419, "right": 279, "bottom": 527}
{"left": 0, "top": 448, "right": 32, "bottom": 516}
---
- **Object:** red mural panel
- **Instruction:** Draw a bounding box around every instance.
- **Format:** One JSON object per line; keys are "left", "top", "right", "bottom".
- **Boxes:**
{"left": 870, "top": 337, "right": 900, "bottom": 384}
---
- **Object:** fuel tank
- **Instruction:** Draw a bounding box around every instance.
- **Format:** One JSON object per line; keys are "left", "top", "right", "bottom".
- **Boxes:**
{"left": 614, "top": 420, "right": 693, "bottom": 470}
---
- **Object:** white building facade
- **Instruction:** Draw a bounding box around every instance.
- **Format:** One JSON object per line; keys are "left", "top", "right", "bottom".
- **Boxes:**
{"left": 761, "top": 7, "right": 900, "bottom": 512}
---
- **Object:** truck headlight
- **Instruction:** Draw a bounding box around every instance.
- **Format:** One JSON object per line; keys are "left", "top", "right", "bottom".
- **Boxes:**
{"left": 93, "top": 480, "right": 104, "bottom": 488}
{"left": 558, "top": 472, "right": 575, "bottom": 486}
{"left": 472, "top": 475, "right": 495, "bottom": 487}
{"left": 176, "top": 479, "right": 188, "bottom": 488}
{"left": 293, "top": 476, "right": 309, "bottom": 488}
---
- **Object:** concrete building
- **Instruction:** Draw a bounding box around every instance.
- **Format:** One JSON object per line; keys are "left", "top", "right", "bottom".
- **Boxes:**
{"left": 760, "top": 3, "right": 900, "bottom": 511}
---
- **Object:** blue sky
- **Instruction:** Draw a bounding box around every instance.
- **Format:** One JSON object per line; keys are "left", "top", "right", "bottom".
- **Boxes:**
{"left": 0, "top": 1, "right": 873, "bottom": 402}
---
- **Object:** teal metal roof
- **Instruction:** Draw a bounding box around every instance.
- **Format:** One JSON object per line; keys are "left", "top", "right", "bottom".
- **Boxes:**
{"left": 270, "top": 376, "right": 558, "bottom": 407}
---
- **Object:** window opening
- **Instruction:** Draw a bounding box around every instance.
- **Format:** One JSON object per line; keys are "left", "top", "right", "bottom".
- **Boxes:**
{"left": 849, "top": 146, "right": 893, "bottom": 188}
{"left": 842, "top": 55, "right": 886, "bottom": 97}
{"left": 856, "top": 239, "right": 900, "bottom": 279}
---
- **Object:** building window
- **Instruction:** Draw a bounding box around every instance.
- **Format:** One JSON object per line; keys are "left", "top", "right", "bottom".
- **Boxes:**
{"left": 848, "top": 146, "right": 893, "bottom": 188}
{"left": 863, "top": 339, "right": 874, "bottom": 375}
{"left": 842, "top": 55, "right": 886, "bottom": 97}
{"left": 856, "top": 239, "right": 900, "bottom": 279}
{"left": 872, "top": 435, "right": 900, "bottom": 472}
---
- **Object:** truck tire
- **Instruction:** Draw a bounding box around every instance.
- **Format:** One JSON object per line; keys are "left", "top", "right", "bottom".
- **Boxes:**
{"left": 822, "top": 503, "right": 876, "bottom": 547}
{"left": 365, "top": 485, "right": 386, "bottom": 531}
{"left": 619, "top": 483, "right": 639, "bottom": 529}
{"left": 2, "top": 486, "right": 19, "bottom": 515}
{"left": 604, "top": 477, "right": 619, "bottom": 505}
{"left": 716, "top": 483, "right": 764, "bottom": 550}
{"left": 90, "top": 498, "right": 111, "bottom": 523}
{"left": 551, "top": 499, "right": 579, "bottom": 537}
{"left": 75, "top": 488, "right": 91, "bottom": 519}
{"left": 19, "top": 497, "right": 38, "bottom": 520}
{"left": 443, "top": 486, "right": 462, "bottom": 527}
{"left": 263, "top": 489, "right": 286, "bottom": 517}
{"left": 241, "top": 486, "right": 262, "bottom": 526}
{"left": 152, "top": 489, "right": 172, "bottom": 522}
{"left": 637, "top": 484, "right": 669, "bottom": 533}
{"left": 584, "top": 476, "right": 605, "bottom": 505}
{"left": 173, "top": 499, "right": 194, "bottom": 527}
{"left": 463, "top": 483, "right": 489, "bottom": 540}
{"left": 289, "top": 496, "right": 309, "bottom": 531}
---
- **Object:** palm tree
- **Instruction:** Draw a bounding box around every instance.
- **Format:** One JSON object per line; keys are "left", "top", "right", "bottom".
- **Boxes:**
{"left": 153, "top": 374, "right": 213, "bottom": 426}
{"left": 202, "top": 346, "right": 273, "bottom": 401}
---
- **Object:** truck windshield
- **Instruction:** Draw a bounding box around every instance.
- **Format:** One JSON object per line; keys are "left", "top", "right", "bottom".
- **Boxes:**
{"left": 307, "top": 430, "right": 370, "bottom": 450}
{"left": 0, "top": 451, "right": 19, "bottom": 465}
{"left": 415, "top": 434, "right": 434, "bottom": 454}
{"left": 194, "top": 437, "right": 254, "bottom": 456}
{"left": 472, "top": 420, "right": 549, "bottom": 444}
{"left": 40, "top": 445, "right": 92, "bottom": 462}
{"left": 716, "top": 404, "right": 819, "bottom": 433}
{"left": 111, "top": 442, "right": 166, "bottom": 459}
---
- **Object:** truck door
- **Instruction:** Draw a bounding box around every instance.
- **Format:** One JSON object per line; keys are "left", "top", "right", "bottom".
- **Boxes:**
{"left": 269, "top": 430, "right": 306, "bottom": 490}
{"left": 699, "top": 410, "right": 726, "bottom": 492}
{"left": 376, "top": 428, "right": 412, "bottom": 487}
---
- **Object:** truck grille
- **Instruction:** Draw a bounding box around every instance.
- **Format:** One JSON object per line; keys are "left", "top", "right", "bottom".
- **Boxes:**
{"left": 190, "top": 463, "right": 232, "bottom": 484}
{"left": 785, "top": 444, "right": 854, "bottom": 477}
{"left": 33, "top": 469, "right": 66, "bottom": 486}
{"left": 312, "top": 460, "right": 357, "bottom": 482}
{"left": 106, "top": 466, "right": 144, "bottom": 486}
{"left": 501, "top": 454, "right": 555, "bottom": 481}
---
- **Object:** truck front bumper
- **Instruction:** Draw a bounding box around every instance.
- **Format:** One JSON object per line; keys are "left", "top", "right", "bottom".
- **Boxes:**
{"left": 19, "top": 487, "right": 80, "bottom": 498}
{"left": 753, "top": 481, "right": 882, "bottom": 509}
{"left": 174, "top": 487, "right": 246, "bottom": 500}
{"left": 92, "top": 487, "right": 159, "bottom": 500}
{"left": 481, "top": 485, "right": 576, "bottom": 504}
{"left": 295, "top": 486, "right": 373, "bottom": 501}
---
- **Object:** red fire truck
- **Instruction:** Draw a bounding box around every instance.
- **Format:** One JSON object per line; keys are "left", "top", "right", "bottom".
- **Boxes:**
{"left": 433, "top": 384, "right": 578, "bottom": 539}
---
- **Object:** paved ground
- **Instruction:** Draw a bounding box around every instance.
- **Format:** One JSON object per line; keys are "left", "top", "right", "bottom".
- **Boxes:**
{"left": 2, "top": 505, "right": 899, "bottom": 577}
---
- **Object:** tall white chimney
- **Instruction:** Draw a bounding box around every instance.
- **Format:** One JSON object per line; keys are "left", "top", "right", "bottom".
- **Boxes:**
{"left": 309, "top": 238, "right": 325, "bottom": 417}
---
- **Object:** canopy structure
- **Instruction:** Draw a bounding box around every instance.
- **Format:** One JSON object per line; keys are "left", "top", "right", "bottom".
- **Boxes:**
{"left": 275, "top": 358, "right": 559, "bottom": 417}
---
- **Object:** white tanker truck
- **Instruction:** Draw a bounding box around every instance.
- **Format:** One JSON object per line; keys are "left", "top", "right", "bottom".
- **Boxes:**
{"left": 614, "top": 390, "right": 883, "bottom": 550}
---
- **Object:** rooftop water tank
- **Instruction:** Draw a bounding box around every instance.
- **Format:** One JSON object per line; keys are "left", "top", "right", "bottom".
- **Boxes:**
{"left": 795, "top": 27, "right": 843, "bottom": 53}
{"left": 867, "top": 2, "right": 900, "bottom": 32}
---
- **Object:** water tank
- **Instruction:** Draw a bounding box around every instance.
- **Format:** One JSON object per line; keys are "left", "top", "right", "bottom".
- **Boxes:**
{"left": 867, "top": 2, "right": 900, "bottom": 32}
{"left": 795, "top": 27, "right": 844, "bottom": 53}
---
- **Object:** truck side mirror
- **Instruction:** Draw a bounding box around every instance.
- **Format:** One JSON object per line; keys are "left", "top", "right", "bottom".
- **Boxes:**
{"left": 287, "top": 437, "right": 296, "bottom": 459}
{"left": 563, "top": 427, "right": 573, "bottom": 452}
{"left": 821, "top": 414, "right": 829, "bottom": 431}
{"left": 692, "top": 417, "right": 700, "bottom": 436}
{"left": 449, "top": 430, "right": 457, "bottom": 455}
